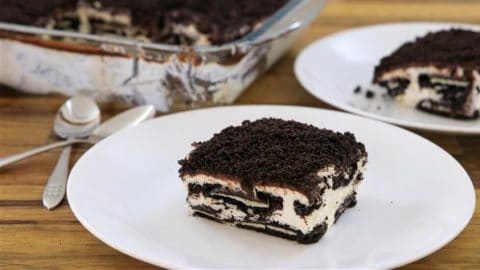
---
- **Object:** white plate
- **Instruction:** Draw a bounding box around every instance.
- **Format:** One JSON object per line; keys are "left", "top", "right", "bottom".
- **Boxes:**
{"left": 67, "top": 105, "right": 475, "bottom": 269}
{"left": 294, "top": 22, "right": 480, "bottom": 134}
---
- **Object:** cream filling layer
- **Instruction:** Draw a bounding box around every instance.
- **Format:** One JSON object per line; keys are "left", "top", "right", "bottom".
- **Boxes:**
{"left": 172, "top": 24, "right": 211, "bottom": 46}
{"left": 378, "top": 66, "right": 480, "bottom": 114}
{"left": 238, "top": 222, "right": 297, "bottom": 236}
{"left": 193, "top": 209, "right": 296, "bottom": 236}
{"left": 183, "top": 157, "right": 366, "bottom": 234}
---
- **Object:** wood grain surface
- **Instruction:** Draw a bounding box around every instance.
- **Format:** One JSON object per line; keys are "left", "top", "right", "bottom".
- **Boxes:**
{"left": 1, "top": 0, "right": 479, "bottom": 269}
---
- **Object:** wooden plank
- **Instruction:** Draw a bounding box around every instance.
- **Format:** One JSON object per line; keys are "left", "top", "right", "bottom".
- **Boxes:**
{"left": 0, "top": 224, "right": 157, "bottom": 270}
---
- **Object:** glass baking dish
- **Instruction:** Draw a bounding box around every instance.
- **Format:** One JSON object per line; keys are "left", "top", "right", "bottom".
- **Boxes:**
{"left": 0, "top": 0, "right": 325, "bottom": 112}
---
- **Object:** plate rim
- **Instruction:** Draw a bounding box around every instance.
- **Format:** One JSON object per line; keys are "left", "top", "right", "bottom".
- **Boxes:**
{"left": 67, "top": 105, "right": 476, "bottom": 269}
{"left": 294, "top": 21, "right": 480, "bottom": 135}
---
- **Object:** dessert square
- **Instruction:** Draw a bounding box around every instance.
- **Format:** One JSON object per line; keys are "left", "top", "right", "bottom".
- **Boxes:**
{"left": 373, "top": 29, "right": 480, "bottom": 119}
{"left": 179, "top": 118, "right": 367, "bottom": 243}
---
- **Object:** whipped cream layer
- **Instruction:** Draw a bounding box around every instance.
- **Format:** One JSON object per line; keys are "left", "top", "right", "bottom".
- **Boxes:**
{"left": 182, "top": 157, "right": 366, "bottom": 236}
{"left": 376, "top": 66, "right": 480, "bottom": 118}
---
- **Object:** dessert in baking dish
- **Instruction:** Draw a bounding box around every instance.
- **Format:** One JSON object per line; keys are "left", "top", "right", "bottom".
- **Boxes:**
{"left": 0, "top": 0, "right": 288, "bottom": 45}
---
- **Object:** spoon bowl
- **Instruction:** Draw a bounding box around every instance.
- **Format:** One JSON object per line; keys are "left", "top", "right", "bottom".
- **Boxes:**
{"left": 54, "top": 96, "right": 101, "bottom": 139}
{"left": 62, "top": 95, "right": 100, "bottom": 124}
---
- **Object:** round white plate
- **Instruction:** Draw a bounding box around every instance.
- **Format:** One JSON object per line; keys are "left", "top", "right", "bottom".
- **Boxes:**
{"left": 67, "top": 105, "right": 475, "bottom": 269}
{"left": 294, "top": 22, "right": 480, "bottom": 134}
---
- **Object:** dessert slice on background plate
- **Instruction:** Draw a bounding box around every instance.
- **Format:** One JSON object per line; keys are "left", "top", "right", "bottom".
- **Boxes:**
{"left": 373, "top": 29, "right": 480, "bottom": 119}
{"left": 179, "top": 118, "right": 367, "bottom": 243}
{"left": 295, "top": 22, "right": 480, "bottom": 134}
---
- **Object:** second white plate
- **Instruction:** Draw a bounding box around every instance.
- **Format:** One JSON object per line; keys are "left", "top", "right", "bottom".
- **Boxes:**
{"left": 67, "top": 105, "right": 475, "bottom": 269}
{"left": 294, "top": 22, "right": 480, "bottom": 134}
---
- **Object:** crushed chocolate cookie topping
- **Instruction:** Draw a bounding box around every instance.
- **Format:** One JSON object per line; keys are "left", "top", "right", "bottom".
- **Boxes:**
{"left": 365, "top": 90, "right": 375, "bottom": 99}
{"left": 179, "top": 118, "right": 367, "bottom": 198}
{"left": 374, "top": 29, "right": 480, "bottom": 80}
{"left": 353, "top": 85, "right": 362, "bottom": 94}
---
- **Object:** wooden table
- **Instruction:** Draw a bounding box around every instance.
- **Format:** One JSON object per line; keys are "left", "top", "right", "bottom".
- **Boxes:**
{"left": 1, "top": 0, "right": 479, "bottom": 269}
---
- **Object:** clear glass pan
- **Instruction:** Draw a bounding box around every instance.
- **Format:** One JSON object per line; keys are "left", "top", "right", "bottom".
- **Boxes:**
{"left": 0, "top": 0, "right": 325, "bottom": 111}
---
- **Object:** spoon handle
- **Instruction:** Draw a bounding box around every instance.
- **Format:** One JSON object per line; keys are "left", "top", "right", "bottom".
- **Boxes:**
{"left": 0, "top": 139, "right": 89, "bottom": 169}
{"left": 42, "top": 146, "right": 71, "bottom": 210}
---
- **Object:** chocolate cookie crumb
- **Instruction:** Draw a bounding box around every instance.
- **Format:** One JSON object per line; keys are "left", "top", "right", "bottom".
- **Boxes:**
{"left": 365, "top": 90, "right": 375, "bottom": 99}
{"left": 353, "top": 85, "right": 362, "bottom": 94}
